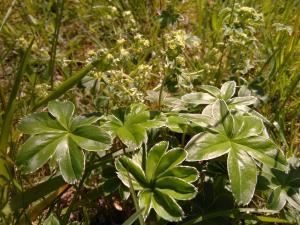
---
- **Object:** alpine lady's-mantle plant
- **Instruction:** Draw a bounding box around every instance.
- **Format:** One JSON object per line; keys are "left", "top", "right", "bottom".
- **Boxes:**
{"left": 14, "top": 81, "right": 293, "bottom": 224}
{"left": 16, "top": 100, "right": 111, "bottom": 183}
{"left": 185, "top": 100, "right": 287, "bottom": 204}
{"left": 261, "top": 161, "right": 300, "bottom": 211}
{"left": 105, "top": 103, "right": 162, "bottom": 148}
{"left": 181, "top": 81, "right": 258, "bottom": 115}
{"left": 115, "top": 141, "right": 198, "bottom": 221}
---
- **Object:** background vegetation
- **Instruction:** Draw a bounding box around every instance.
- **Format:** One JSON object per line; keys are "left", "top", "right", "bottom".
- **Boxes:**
{"left": 0, "top": 0, "right": 299, "bottom": 224}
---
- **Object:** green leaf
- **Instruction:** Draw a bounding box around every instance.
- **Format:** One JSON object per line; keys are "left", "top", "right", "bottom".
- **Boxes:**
{"left": 160, "top": 166, "right": 199, "bottom": 182}
{"left": 156, "top": 177, "right": 197, "bottom": 200}
{"left": 71, "top": 126, "right": 111, "bottom": 151}
{"left": 227, "top": 149, "right": 257, "bottom": 204}
{"left": 287, "top": 167, "right": 300, "bottom": 187}
{"left": 229, "top": 96, "right": 257, "bottom": 106}
{"left": 115, "top": 141, "right": 198, "bottom": 222}
{"left": 118, "top": 156, "right": 147, "bottom": 187}
{"left": 268, "top": 186, "right": 286, "bottom": 211}
{"left": 70, "top": 116, "right": 100, "bottom": 129}
{"left": 199, "top": 85, "right": 221, "bottom": 97}
{"left": 220, "top": 81, "right": 236, "bottom": 100}
{"left": 5, "top": 175, "right": 65, "bottom": 213}
{"left": 118, "top": 126, "right": 147, "bottom": 148}
{"left": 181, "top": 82, "right": 259, "bottom": 122}
{"left": 48, "top": 101, "right": 75, "bottom": 129}
{"left": 16, "top": 134, "right": 64, "bottom": 173}
{"left": 185, "top": 99, "right": 286, "bottom": 204}
{"left": 202, "top": 104, "right": 213, "bottom": 117}
{"left": 17, "top": 112, "right": 65, "bottom": 134}
{"left": 155, "top": 148, "right": 187, "bottom": 178}
{"left": 146, "top": 141, "right": 168, "bottom": 181}
{"left": 56, "top": 137, "right": 85, "bottom": 184}
{"left": 139, "top": 190, "right": 152, "bottom": 219}
{"left": 180, "top": 113, "right": 215, "bottom": 129}
{"left": 233, "top": 116, "right": 264, "bottom": 139}
{"left": 152, "top": 190, "right": 183, "bottom": 222}
{"left": 186, "top": 133, "right": 230, "bottom": 161}
{"left": 263, "top": 163, "right": 300, "bottom": 212}
{"left": 43, "top": 213, "right": 60, "bottom": 225}
{"left": 102, "top": 177, "right": 120, "bottom": 196}
{"left": 107, "top": 104, "right": 157, "bottom": 148}
{"left": 17, "top": 100, "right": 110, "bottom": 184}
{"left": 212, "top": 100, "right": 234, "bottom": 136}
{"left": 166, "top": 115, "right": 188, "bottom": 133}
{"left": 234, "top": 105, "right": 271, "bottom": 124}
{"left": 115, "top": 159, "right": 143, "bottom": 190}
{"left": 181, "top": 92, "right": 215, "bottom": 105}
{"left": 125, "top": 107, "right": 149, "bottom": 125}
{"left": 234, "top": 137, "right": 286, "bottom": 171}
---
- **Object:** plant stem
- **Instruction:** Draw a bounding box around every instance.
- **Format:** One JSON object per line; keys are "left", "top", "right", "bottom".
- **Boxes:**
{"left": 49, "top": 0, "right": 65, "bottom": 89}
{"left": 33, "top": 58, "right": 104, "bottom": 111}
{"left": 181, "top": 208, "right": 291, "bottom": 225}
{"left": 0, "top": 0, "right": 16, "bottom": 33}
{"left": 0, "top": 38, "right": 34, "bottom": 153}
{"left": 122, "top": 146, "right": 145, "bottom": 225}
{"left": 215, "top": 0, "right": 235, "bottom": 85}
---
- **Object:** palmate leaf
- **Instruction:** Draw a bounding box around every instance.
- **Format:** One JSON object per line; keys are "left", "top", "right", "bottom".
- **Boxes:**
{"left": 106, "top": 104, "right": 162, "bottom": 148}
{"left": 180, "top": 81, "right": 257, "bottom": 114}
{"left": 115, "top": 141, "right": 198, "bottom": 222}
{"left": 17, "top": 100, "right": 111, "bottom": 184}
{"left": 186, "top": 100, "right": 287, "bottom": 204}
{"left": 262, "top": 164, "right": 300, "bottom": 211}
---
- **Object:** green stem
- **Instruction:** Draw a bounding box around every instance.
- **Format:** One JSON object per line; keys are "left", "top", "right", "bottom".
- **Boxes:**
{"left": 215, "top": 0, "right": 235, "bottom": 85}
{"left": 33, "top": 58, "right": 103, "bottom": 111}
{"left": 181, "top": 208, "right": 291, "bottom": 225}
{"left": 158, "top": 30, "right": 167, "bottom": 110}
{"left": 122, "top": 146, "right": 145, "bottom": 225}
{"left": 0, "top": 0, "right": 17, "bottom": 33}
{"left": 158, "top": 73, "right": 167, "bottom": 110}
{"left": 0, "top": 38, "right": 34, "bottom": 153}
{"left": 49, "top": 0, "right": 65, "bottom": 89}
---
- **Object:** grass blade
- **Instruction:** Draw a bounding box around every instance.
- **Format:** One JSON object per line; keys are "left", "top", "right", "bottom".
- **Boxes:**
{"left": 0, "top": 38, "right": 34, "bottom": 153}
{"left": 0, "top": 0, "right": 17, "bottom": 33}
{"left": 180, "top": 208, "right": 291, "bottom": 225}
{"left": 32, "top": 58, "right": 104, "bottom": 111}
{"left": 122, "top": 208, "right": 144, "bottom": 225}
{"left": 2, "top": 176, "right": 66, "bottom": 215}
{"left": 48, "top": 0, "right": 65, "bottom": 88}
